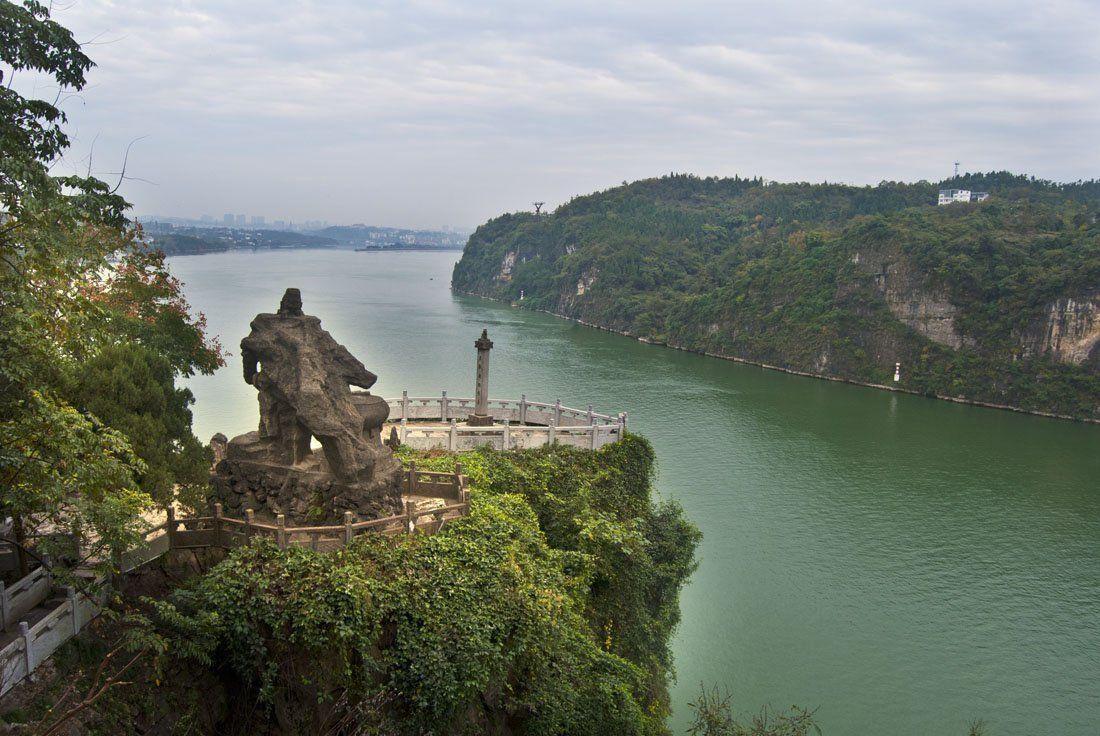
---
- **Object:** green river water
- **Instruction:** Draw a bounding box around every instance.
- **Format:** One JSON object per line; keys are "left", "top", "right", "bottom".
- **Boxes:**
{"left": 171, "top": 249, "right": 1100, "bottom": 735}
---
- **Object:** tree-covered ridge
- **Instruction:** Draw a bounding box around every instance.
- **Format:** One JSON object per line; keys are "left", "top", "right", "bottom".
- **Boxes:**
{"left": 453, "top": 173, "right": 1100, "bottom": 420}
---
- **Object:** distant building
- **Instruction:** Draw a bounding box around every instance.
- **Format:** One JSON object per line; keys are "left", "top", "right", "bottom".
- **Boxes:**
{"left": 223, "top": 213, "right": 234, "bottom": 225}
{"left": 251, "top": 215, "right": 265, "bottom": 227}
{"left": 236, "top": 214, "right": 246, "bottom": 226}
{"left": 938, "top": 189, "right": 990, "bottom": 206}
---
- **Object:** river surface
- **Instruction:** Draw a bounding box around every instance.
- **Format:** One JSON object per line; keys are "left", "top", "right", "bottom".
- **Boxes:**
{"left": 171, "top": 249, "right": 1100, "bottom": 736}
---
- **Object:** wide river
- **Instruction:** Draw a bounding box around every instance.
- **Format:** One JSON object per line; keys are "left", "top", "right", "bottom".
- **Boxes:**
{"left": 172, "top": 249, "right": 1099, "bottom": 735}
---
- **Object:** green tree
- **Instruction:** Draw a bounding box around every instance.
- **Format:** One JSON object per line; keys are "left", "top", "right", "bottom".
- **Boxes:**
{"left": 64, "top": 344, "right": 210, "bottom": 508}
{"left": 0, "top": 0, "right": 222, "bottom": 574}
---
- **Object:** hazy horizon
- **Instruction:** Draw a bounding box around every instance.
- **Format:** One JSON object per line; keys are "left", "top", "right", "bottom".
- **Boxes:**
{"left": 30, "top": 0, "right": 1100, "bottom": 229}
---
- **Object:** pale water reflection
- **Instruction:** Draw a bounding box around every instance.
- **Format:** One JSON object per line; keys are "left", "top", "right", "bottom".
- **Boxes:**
{"left": 172, "top": 249, "right": 1100, "bottom": 736}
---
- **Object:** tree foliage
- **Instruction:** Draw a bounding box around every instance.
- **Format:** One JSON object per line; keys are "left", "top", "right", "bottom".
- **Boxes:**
{"left": 0, "top": 0, "right": 223, "bottom": 572}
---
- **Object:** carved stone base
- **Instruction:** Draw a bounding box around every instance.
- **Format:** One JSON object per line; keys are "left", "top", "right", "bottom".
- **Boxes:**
{"left": 467, "top": 414, "right": 494, "bottom": 427}
{"left": 210, "top": 432, "right": 402, "bottom": 523}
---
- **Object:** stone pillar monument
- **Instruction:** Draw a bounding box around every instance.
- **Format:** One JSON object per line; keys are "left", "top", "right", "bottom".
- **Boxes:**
{"left": 468, "top": 329, "right": 494, "bottom": 426}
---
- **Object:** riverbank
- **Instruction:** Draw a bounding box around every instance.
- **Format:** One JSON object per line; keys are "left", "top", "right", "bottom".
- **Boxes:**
{"left": 455, "top": 289, "right": 1100, "bottom": 426}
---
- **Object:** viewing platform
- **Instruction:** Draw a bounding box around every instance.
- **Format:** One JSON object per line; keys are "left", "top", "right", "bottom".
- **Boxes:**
{"left": 384, "top": 393, "right": 627, "bottom": 451}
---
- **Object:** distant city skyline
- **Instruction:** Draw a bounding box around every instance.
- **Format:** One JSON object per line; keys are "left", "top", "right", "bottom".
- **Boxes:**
{"left": 139, "top": 212, "right": 470, "bottom": 234}
{"left": 28, "top": 1, "right": 1100, "bottom": 229}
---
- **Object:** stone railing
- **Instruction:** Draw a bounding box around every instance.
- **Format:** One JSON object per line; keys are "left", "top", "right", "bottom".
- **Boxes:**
{"left": 0, "top": 465, "right": 468, "bottom": 697}
{"left": 386, "top": 393, "right": 627, "bottom": 451}
{"left": 0, "top": 574, "right": 99, "bottom": 698}
{"left": 133, "top": 465, "right": 469, "bottom": 563}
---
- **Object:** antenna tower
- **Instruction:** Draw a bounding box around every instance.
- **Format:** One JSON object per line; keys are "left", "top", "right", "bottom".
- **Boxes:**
{"left": 533, "top": 201, "right": 545, "bottom": 215}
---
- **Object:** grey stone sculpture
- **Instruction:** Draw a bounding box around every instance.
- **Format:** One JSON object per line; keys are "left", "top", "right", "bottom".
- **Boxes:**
{"left": 210, "top": 288, "right": 402, "bottom": 521}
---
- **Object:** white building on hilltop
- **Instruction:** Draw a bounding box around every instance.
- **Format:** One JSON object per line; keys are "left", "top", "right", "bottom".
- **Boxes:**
{"left": 938, "top": 188, "right": 990, "bottom": 206}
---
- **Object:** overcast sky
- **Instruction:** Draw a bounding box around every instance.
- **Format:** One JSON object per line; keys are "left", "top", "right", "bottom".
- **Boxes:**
{"left": 36, "top": 0, "right": 1100, "bottom": 229}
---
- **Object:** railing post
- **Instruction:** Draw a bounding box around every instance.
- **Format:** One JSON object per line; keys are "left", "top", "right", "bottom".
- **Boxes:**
{"left": 0, "top": 581, "right": 7, "bottom": 631}
{"left": 448, "top": 418, "right": 457, "bottom": 451}
{"left": 405, "top": 500, "right": 415, "bottom": 534}
{"left": 554, "top": 399, "right": 562, "bottom": 426}
{"left": 401, "top": 389, "right": 409, "bottom": 420}
{"left": 165, "top": 505, "right": 177, "bottom": 549}
{"left": 590, "top": 422, "right": 599, "bottom": 450}
{"left": 619, "top": 411, "right": 628, "bottom": 430}
{"left": 452, "top": 463, "right": 463, "bottom": 499}
{"left": 441, "top": 390, "right": 448, "bottom": 421}
{"left": 245, "top": 509, "right": 255, "bottom": 543}
{"left": 67, "top": 586, "right": 81, "bottom": 635}
{"left": 277, "top": 514, "right": 287, "bottom": 549}
{"left": 408, "top": 461, "right": 417, "bottom": 495}
{"left": 502, "top": 419, "right": 510, "bottom": 450}
{"left": 519, "top": 394, "right": 528, "bottom": 425}
{"left": 548, "top": 422, "right": 556, "bottom": 446}
{"left": 213, "top": 503, "right": 224, "bottom": 547}
{"left": 20, "top": 621, "right": 34, "bottom": 677}
{"left": 587, "top": 404, "right": 594, "bottom": 424}
{"left": 344, "top": 511, "right": 354, "bottom": 545}
{"left": 400, "top": 417, "right": 408, "bottom": 443}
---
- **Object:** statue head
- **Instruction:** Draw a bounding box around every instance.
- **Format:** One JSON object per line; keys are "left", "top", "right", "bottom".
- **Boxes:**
{"left": 278, "top": 288, "right": 304, "bottom": 317}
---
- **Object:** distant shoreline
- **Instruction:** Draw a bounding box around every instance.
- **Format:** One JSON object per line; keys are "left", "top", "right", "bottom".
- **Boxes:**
{"left": 353, "top": 246, "right": 464, "bottom": 252}
{"left": 165, "top": 245, "right": 463, "bottom": 257}
{"left": 455, "top": 289, "right": 1100, "bottom": 426}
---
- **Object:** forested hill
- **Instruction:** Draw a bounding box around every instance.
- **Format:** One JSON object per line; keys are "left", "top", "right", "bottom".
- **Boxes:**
{"left": 452, "top": 173, "right": 1100, "bottom": 420}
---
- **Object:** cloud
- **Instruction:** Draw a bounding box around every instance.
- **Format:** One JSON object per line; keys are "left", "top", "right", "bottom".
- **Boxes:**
{"left": 22, "top": 0, "right": 1099, "bottom": 227}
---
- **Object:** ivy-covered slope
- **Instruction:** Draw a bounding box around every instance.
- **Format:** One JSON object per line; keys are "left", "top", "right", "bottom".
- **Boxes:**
{"left": 452, "top": 173, "right": 1100, "bottom": 420}
{"left": 25, "top": 437, "right": 698, "bottom": 736}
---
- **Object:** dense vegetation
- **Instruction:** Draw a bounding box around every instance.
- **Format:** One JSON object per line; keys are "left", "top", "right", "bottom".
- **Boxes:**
{"left": 3, "top": 438, "right": 701, "bottom": 736}
{"left": 168, "top": 437, "right": 698, "bottom": 735}
{"left": 453, "top": 174, "right": 1100, "bottom": 420}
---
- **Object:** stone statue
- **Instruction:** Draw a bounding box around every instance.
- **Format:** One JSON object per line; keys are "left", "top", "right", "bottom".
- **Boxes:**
{"left": 211, "top": 288, "right": 402, "bottom": 521}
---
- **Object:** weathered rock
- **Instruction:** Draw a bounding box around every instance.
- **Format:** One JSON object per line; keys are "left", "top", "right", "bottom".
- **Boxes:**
{"left": 1017, "top": 291, "right": 1100, "bottom": 366}
{"left": 209, "top": 432, "right": 228, "bottom": 465}
{"left": 211, "top": 288, "right": 402, "bottom": 522}
{"left": 855, "top": 249, "right": 973, "bottom": 350}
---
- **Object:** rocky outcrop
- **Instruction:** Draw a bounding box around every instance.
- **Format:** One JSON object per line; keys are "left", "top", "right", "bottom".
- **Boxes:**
{"left": 1018, "top": 292, "right": 1100, "bottom": 366}
{"left": 211, "top": 288, "right": 402, "bottom": 522}
{"left": 496, "top": 251, "right": 516, "bottom": 281}
{"left": 576, "top": 268, "right": 597, "bottom": 296}
{"left": 856, "top": 250, "right": 972, "bottom": 349}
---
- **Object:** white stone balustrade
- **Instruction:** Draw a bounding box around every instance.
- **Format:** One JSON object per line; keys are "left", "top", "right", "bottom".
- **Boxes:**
{"left": 385, "top": 393, "right": 627, "bottom": 451}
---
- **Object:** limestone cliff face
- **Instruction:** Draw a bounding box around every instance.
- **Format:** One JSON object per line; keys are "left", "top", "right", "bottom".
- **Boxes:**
{"left": 1018, "top": 292, "right": 1100, "bottom": 366}
{"left": 853, "top": 250, "right": 972, "bottom": 350}
{"left": 496, "top": 251, "right": 517, "bottom": 282}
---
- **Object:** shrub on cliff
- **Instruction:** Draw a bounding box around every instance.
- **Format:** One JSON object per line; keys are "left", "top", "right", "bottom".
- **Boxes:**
{"left": 143, "top": 436, "right": 697, "bottom": 734}
{"left": 398, "top": 434, "right": 702, "bottom": 724}
{"left": 162, "top": 493, "right": 661, "bottom": 735}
